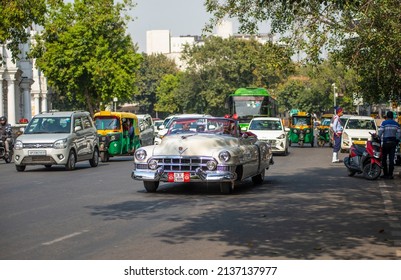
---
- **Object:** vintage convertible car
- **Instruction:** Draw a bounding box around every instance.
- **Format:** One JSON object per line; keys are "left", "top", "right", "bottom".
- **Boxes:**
{"left": 131, "top": 117, "right": 274, "bottom": 194}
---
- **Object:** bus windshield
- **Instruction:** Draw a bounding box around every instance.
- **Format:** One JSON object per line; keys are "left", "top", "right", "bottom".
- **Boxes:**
{"left": 232, "top": 96, "right": 265, "bottom": 117}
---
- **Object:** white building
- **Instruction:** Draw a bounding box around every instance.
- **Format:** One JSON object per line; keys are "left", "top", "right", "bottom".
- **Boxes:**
{"left": 145, "top": 21, "right": 276, "bottom": 70}
{"left": 0, "top": 29, "right": 51, "bottom": 125}
{"left": 146, "top": 30, "right": 170, "bottom": 54}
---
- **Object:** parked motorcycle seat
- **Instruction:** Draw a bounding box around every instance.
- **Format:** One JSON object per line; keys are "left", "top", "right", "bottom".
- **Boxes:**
{"left": 353, "top": 145, "right": 366, "bottom": 156}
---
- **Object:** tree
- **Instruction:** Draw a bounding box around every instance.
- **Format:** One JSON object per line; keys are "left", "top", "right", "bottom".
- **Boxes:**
{"left": 276, "top": 58, "right": 360, "bottom": 114}
{"left": 179, "top": 36, "right": 295, "bottom": 116}
{"left": 204, "top": 0, "right": 401, "bottom": 104}
{"left": 154, "top": 73, "right": 182, "bottom": 114}
{"left": 31, "top": 0, "right": 142, "bottom": 115}
{"left": 0, "top": 0, "right": 61, "bottom": 62}
{"left": 134, "top": 53, "right": 178, "bottom": 114}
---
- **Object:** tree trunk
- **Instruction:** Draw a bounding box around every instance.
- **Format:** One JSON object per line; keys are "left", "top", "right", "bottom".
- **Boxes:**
{"left": 84, "top": 87, "right": 94, "bottom": 116}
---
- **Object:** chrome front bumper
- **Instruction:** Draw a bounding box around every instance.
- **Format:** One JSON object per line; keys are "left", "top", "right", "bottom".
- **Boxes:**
{"left": 131, "top": 166, "right": 237, "bottom": 182}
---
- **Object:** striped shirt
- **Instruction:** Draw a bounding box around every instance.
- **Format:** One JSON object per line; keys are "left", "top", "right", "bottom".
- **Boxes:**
{"left": 378, "top": 119, "right": 401, "bottom": 143}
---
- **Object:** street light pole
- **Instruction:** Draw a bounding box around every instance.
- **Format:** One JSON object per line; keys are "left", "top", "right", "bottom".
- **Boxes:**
{"left": 113, "top": 97, "right": 118, "bottom": 112}
{"left": 332, "top": 83, "right": 337, "bottom": 114}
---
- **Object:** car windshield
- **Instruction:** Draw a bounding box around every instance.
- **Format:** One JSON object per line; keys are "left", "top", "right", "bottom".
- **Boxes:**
{"left": 345, "top": 119, "right": 376, "bottom": 130}
{"left": 24, "top": 117, "right": 71, "bottom": 134}
{"left": 249, "top": 119, "right": 282, "bottom": 130}
{"left": 166, "top": 117, "right": 239, "bottom": 137}
{"left": 95, "top": 117, "right": 121, "bottom": 130}
{"left": 292, "top": 116, "right": 311, "bottom": 126}
{"left": 321, "top": 119, "right": 331, "bottom": 126}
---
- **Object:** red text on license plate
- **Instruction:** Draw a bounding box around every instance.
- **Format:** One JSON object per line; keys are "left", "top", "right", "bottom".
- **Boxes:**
{"left": 168, "top": 172, "right": 190, "bottom": 182}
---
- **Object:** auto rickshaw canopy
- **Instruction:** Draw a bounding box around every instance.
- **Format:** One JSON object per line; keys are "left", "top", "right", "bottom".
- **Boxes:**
{"left": 93, "top": 111, "right": 140, "bottom": 136}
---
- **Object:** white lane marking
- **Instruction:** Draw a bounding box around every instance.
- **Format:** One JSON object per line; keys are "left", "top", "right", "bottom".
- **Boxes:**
{"left": 42, "top": 230, "right": 89, "bottom": 246}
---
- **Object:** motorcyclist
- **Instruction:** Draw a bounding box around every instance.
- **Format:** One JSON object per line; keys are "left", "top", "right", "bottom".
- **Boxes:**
{"left": 0, "top": 116, "right": 12, "bottom": 155}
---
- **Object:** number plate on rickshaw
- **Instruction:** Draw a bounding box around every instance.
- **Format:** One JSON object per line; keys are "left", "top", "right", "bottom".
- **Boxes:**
{"left": 168, "top": 172, "right": 190, "bottom": 182}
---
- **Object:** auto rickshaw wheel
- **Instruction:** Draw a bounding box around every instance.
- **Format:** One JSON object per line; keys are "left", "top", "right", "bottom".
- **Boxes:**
{"left": 144, "top": 181, "right": 159, "bottom": 192}
{"left": 317, "top": 139, "right": 325, "bottom": 147}
{"left": 100, "top": 151, "right": 109, "bottom": 162}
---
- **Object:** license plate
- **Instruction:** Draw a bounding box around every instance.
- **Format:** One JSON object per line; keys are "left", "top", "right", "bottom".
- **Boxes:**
{"left": 168, "top": 172, "right": 190, "bottom": 182}
{"left": 29, "top": 150, "right": 46, "bottom": 156}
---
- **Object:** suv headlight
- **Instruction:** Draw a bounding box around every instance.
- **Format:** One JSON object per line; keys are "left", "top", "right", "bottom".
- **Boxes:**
{"left": 54, "top": 138, "right": 68, "bottom": 149}
{"left": 14, "top": 140, "right": 23, "bottom": 150}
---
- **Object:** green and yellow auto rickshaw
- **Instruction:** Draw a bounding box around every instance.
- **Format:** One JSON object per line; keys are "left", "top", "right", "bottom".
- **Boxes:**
{"left": 93, "top": 111, "right": 141, "bottom": 162}
{"left": 317, "top": 113, "right": 333, "bottom": 147}
{"left": 288, "top": 111, "right": 314, "bottom": 147}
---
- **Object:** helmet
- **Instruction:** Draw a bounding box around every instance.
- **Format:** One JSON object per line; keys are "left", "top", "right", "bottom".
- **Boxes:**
{"left": 0, "top": 116, "right": 7, "bottom": 122}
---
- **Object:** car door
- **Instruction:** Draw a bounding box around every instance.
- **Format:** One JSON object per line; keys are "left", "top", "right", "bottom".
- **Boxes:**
{"left": 81, "top": 115, "right": 97, "bottom": 156}
{"left": 73, "top": 116, "right": 87, "bottom": 158}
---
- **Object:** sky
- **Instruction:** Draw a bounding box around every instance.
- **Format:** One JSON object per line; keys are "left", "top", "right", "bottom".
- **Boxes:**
{"left": 127, "top": 0, "right": 216, "bottom": 53}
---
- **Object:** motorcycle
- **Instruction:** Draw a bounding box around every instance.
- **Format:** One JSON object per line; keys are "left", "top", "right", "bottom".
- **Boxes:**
{"left": 343, "top": 132, "right": 382, "bottom": 180}
{"left": 0, "top": 138, "right": 13, "bottom": 163}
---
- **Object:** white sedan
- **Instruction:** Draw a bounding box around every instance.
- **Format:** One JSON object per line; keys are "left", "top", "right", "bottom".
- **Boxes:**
{"left": 340, "top": 116, "right": 378, "bottom": 152}
{"left": 132, "top": 117, "right": 273, "bottom": 194}
{"left": 248, "top": 117, "right": 289, "bottom": 155}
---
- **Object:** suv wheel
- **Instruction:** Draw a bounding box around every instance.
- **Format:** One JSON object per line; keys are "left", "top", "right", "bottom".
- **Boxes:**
{"left": 16, "top": 165, "right": 26, "bottom": 172}
{"left": 89, "top": 148, "right": 99, "bottom": 167}
{"left": 65, "top": 150, "right": 76, "bottom": 171}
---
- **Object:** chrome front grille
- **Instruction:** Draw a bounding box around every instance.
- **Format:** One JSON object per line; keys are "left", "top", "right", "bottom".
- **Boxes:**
{"left": 23, "top": 143, "right": 54, "bottom": 149}
{"left": 154, "top": 156, "right": 215, "bottom": 172}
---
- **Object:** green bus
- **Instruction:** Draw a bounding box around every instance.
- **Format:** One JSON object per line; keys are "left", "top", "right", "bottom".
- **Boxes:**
{"left": 226, "top": 87, "right": 278, "bottom": 131}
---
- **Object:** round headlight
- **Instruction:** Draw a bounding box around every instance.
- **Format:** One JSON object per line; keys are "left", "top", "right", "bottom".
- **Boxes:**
{"left": 206, "top": 161, "right": 217, "bottom": 171}
{"left": 148, "top": 159, "right": 158, "bottom": 170}
{"left": 218, "top": 151, "right": 231, "bottom": 162}
{"left": 293, "top": 129, "right": 297, "bottom": 133}
{"left": 306, "top": 129, "right": 311, "bottom": 133}
{"left": 135, "top": 149, "right": 147, "bottom": 161}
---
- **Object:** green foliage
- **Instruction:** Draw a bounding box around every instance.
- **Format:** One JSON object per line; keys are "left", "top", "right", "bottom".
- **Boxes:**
{"left": 0, "top": 0, "right": 62, "bottom": 62}
{"left": 204, "top": 0, "right": 401, "bottom": 104}
{"left": 31, "top": 0, "right": 142, "bottom": 115}
{"left": 134, "top": 53, "right": 178, "bottom": 115}
{"left": 179, "top": 36, "right": 295, "bottom": 116}
{"left": 154, "top": 73, "right": 182, "bottom": 114}
{"left": 276, "top": 58, "right": 360, "bottom": 114}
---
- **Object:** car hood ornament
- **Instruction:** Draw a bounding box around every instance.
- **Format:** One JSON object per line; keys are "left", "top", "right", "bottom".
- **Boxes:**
{"left": 178, "top": 146, "right": 187, "bottom": 155}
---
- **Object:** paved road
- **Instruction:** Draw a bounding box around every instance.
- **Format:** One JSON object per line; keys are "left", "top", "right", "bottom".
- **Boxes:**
{"left": 0, "top": 145, "right": 400, "bottom": 259}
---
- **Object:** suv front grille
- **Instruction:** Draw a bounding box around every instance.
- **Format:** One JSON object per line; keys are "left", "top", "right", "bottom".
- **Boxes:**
{"left": 23, "top": 143, "right": 54, "bottom": 149}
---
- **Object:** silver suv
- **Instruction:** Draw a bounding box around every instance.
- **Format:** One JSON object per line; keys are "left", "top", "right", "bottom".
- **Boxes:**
{"left": 14, "top": 111, "right": 99, "bottom": 171}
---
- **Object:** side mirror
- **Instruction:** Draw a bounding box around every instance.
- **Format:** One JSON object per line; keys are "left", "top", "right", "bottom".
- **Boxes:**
{"left": 74, "top": 126, "right": 82, "bottom": 132}
{"left": 159, "top": 125, "right": 165, "bottom": 130}
{"left": 285, "top": 127, "right": 290, "bottom": 132}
